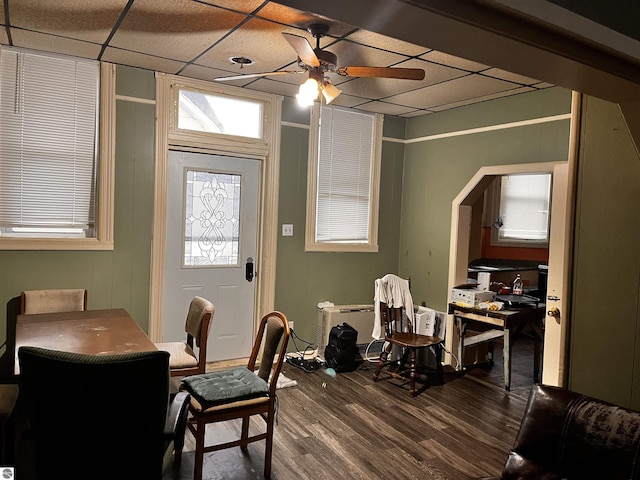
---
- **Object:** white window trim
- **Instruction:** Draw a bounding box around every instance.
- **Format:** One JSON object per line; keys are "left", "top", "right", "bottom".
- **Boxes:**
{"left": 0, "top": 60, "right": 115, "bottom": 251}
{"left": 485, "top": 173, "right": 551, "bottom": 249}
{"left": 305, "top": 103, "right": 382, "bottom": 253}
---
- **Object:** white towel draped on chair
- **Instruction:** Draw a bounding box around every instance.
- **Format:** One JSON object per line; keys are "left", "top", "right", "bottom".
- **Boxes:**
{"left": 372, "top": 274, "right": 414, "bottom": 340}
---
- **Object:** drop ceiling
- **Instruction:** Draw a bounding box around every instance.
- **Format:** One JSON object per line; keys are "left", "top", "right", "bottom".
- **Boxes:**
{"left": 2, "top": 0, "right": 555, "bottom": 117}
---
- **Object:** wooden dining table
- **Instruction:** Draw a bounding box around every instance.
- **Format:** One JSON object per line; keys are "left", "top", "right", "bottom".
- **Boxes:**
{"left": 15, "top": 308, "right": 157, "bottom": 375}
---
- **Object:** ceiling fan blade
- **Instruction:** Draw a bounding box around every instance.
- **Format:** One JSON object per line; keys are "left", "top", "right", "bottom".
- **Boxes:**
{"left": 337, "top": 66, "right": 425, "bottom": 80}
{"left": 214, "top": 70, "right": 304, "bottom": 82}
{"left": 282, "top": 32, "right": 320, "bottom": 67}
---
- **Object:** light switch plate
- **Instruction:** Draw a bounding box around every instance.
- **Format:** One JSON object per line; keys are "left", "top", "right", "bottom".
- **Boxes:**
{"left": 282, "top": 224, "right": 293, "bottom": 236}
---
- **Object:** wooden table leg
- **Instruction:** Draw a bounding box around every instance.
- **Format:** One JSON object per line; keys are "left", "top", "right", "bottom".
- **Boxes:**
{"left": 456, "top": 316, "right": 467, "bottom": 371}
{"left": 503, "top": 327, "right": 512, "bottom": 391}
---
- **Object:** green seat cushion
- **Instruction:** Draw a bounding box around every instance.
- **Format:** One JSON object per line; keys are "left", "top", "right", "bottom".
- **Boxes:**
{"left": 182, "top": 367, "right": 268, "bottom": 410}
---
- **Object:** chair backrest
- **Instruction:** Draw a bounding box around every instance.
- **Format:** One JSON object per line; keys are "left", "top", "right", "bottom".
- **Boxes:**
{"left": 248, "top": 312, "right": 291, "bottom": 395}
{"left": 18, "top": 346, "right": 171, "bottom": 479}
{"left": 380, "top": 302, "right": 410, "bottom": 337}
{"left": 502, "top": 384, "right": 640, "bottom": 479}
{"left": 376, "top": 275, "right": 413, "bottom": 336}
{"left": 184, "top": 296, "right": 214, "bottom": 349}
{"left": 20, "top": 289, "right": 87, "bottom": 315}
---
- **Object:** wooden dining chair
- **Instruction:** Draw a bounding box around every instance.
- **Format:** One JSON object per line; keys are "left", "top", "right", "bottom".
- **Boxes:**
{"left": 20, "top": 289, "right": 87, "bottom": 315}
{"left": 180, "top": 311, "right": 291, "bottom": 480}
{"left": 155, "top": 296, "right": 214, "bottom": 377}
{"left": 372, "top": 275, "right": 444, "bottom": 397}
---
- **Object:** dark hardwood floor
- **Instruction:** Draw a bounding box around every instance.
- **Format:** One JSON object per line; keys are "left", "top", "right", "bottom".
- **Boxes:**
{"left": 164, "top": 338, "right": 537, "bottom": 480}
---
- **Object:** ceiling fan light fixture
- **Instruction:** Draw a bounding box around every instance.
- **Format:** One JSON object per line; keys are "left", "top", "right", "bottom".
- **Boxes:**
{"left": 321, "top": 80, "right": 341, "bottom": 104}
{"left": 296, "top": 78, "right": 320, "bottom": 106}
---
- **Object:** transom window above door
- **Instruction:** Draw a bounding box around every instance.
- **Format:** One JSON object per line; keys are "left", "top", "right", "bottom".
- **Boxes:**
{"left": 176, "top": 89, "right": 263, "bottom": 140}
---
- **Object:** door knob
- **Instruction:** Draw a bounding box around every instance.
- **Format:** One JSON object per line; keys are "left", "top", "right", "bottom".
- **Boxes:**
{"left": 245, "top": 257, "right": 254, "bottom": 282}
{"left": 547, "top": 307, "right": 560, "bottom": 323}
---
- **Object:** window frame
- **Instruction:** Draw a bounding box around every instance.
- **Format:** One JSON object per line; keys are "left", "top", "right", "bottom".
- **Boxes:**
{"left": 487, "top": 172, "right": 552, "bottom": 248}
{"left": 168, "top": 82, "right": 270, "bottom": 157}
{"left": 0, "top": 49, "right": 114, "bottom": 251}
{"left": 305, "top": 103, "right": 382, "bottom": 253}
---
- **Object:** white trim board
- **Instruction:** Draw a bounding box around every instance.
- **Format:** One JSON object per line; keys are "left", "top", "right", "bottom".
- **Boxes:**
{"left": 282, "top": 113, "right": 571, "bottom": 145}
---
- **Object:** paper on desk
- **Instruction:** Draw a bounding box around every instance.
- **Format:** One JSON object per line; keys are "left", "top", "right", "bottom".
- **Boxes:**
{"left": 478, "top": 301, "right": 504, "bottom": 311}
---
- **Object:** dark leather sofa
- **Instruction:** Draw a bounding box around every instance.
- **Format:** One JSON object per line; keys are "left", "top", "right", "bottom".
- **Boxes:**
{"left": 480, "top": 384, "right": 640, "bottom": 480}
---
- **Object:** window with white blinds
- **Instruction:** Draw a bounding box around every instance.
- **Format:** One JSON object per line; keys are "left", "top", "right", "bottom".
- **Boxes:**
{"left": 0, "top": 47, "right": 99, "bottom": 239}
{"left": 494, "top": 173, "right": 551, "bottom": 245}
{"left": 305, "top": 105, "right": 381, "bottom": 252}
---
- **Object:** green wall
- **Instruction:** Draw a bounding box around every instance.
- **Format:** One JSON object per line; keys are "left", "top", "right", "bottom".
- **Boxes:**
{"left": 6, "top": 66, "right": 639, "bottom": 409}
{"left": 399, "top": 88, "right": 572, "bottom": 311}
{"left": 0, "top": 66, "right": 156, "bottom": 379}
{"left": 570, "top": 96, "right": 640, "bottom": 408}
{"left": 274, "top": 98, "right": 406, "bottom": 345}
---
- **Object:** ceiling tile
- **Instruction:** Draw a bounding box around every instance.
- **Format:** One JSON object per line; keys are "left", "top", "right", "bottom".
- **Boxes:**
{"left": 335, "top": 57, "right": 466, "bottom": 98}
{"left": 245, "top": 77, "right": 300, "bottom": 98}
{"left": 0, "top": 30, "right": 7, "bottom": 46}
{"left": 256, "top": 3, "right": 355, "bottom": 37}
{"left": 329, "top": 39, "right": 408, "bottom": 69}
{"left": 207, "top": 0, "right": 267, "bottom": 14}
{"left": 384, "top": 74, "right": 524, "bottom": 109}
{"left": 354, "top": 101, "right": 418, "bottom": 116}
{"left": 482, "top": 67, "right": 542, "bottom": 85}
{"left": 429, "top": 86, "right": 536, "bottom": 112}
{"left": 10, "top": 30, "right": 102, "bottom": 60}
{"left": 101, "top": 47, "right": 186, "bottom": 74}
{"left": 420, "top": 50, "right": 489, "bottom": 72}
{"left": 109, "top": 0, "right": 246, "bottom": 62}
{"left": 194, "top": 18, "right": 307, "bottom": 76}
{"left": 344, "top": 29, "right": 429, "bottom": 56}
{"left": 8, "top": 0, "right": 128, "bottom": 44}
{"left": 403, "top": 109, "right": 435, "bottom": 118}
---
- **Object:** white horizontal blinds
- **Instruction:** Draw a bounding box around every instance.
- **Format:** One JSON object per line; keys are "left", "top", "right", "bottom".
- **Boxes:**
{"left": 316, "top": 106, "right": 374, "bottom": 243}
{"left": 0, "top": 48, "right": 98, "bottom": 235}
{"left": 499, "top": 173, "right": 551, "bottom": 241}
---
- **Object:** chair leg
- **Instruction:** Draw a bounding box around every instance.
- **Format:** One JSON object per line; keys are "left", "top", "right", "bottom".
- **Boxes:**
{"left": 409, "top": 348, "right": 417, "bottom": 397}
{"left": 193, "top": 420, "right": 206, "bottom": 480}
{"left": 264, "top": 406, "right": 275, "bottom": 479}
{"left": 241, "top": 415, "right": 250, "bottom": 452}
{"left": 373, "top": 342, "right": 392, "bottom": 380}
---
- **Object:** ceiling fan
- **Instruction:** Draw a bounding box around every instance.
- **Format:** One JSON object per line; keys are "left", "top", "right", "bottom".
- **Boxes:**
{"left": 214, "top": 23, "right": 426, "bottom": 106}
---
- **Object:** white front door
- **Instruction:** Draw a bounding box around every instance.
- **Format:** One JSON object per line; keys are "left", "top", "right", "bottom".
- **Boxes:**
{"left": 163, "top": 151, "right": 259, "bottom": 362}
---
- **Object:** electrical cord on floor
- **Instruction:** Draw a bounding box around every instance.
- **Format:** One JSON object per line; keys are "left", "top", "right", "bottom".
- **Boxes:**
{"left": 364, "top": 338, "right": 385, "bottom": 363}
{"left": 440, "top": 343, "right": 460, "bottom": 370}
{"left": 285, "top": 329, "right": 323, "bottom": 373}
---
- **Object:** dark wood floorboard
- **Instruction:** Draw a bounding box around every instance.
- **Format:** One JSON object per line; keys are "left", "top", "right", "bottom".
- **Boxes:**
{"left": 164, "top": 339, "right": 536, "bottom": 480}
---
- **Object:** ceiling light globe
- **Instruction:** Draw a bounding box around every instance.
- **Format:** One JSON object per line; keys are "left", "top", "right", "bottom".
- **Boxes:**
{"left": 296, "top": 92, "right": 315, "bottom": 107}
{"left": 299, "top": 78, "right": 319, "bottom": 97}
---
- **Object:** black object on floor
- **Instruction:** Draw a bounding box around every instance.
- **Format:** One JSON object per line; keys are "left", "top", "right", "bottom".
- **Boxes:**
{"left": 286, "top": 356, "right": 322, "bottom": 373}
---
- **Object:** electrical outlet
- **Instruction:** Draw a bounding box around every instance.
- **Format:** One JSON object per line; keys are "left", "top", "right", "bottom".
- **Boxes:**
{"left": 288, "top": 320, "right": 294, "bottom": 330}
{"left": 282, "top": 224, "right": 293, "bottom": 236}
